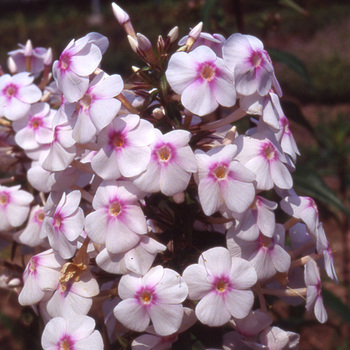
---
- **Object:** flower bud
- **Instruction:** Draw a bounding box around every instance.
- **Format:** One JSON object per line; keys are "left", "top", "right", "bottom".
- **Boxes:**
{"left": 136, "top": 33, "right": 151, "bottom": 52}
{"left": 127, "top": 35, "right": 138, "bottom": 54}
{"left": 111, "top": 2, "right": 129, "bottom": 25}
{"left": 43, "top": 47, "right": 53, "bottom": 66}
{"left": 167, "top": 26, "right": 179, "bottom": 44}
{"left": 24, "top": 39, "right": 33, "bottom": 57}
{"left": 7, "top": 56, "right": 17, "bottom": 74}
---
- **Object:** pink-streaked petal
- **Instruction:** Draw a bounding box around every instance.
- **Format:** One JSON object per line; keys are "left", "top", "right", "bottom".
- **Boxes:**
{"left": 4, "top": 97, "right": 30, "bottom": 120}
{"left": 196, "top": 292, "right": 231, "bottom": 326}
{"left": 229, "top": 257, "right": 257, "bottom": 289}
{"left": 149, "top": 303, "right": 184, "bottom": 336}
{"left": 183, "top": 264, "right": 213, "bottom": 300}
{"left": 114, "top": 299, "right": 150, "bottom": 332}
{"left": 118, "top": 273, "right": 142, "bottom": 299}
{"left": 91, "top": 73, "right": 123, "bottom": 98}
{"left": 314, "top": 296, "right": 328, "bottom": 324}
{"left": 74, "top": 330, "right": 104, "bottom": 350}
{"left": 85, "top": 210, "right": 108, "bottom": 244}
{"left": 17, "top": 84, "right": 42, "bottom": 103}
{"left": 41, "top": 317, "right": 66, "bottom": 348}
{"left": 223, "top": 33, "right": 252, "bottom": 69}
{"left": 67, "top": 315, "right": 95, "bottom": 340}
{"left": 198, "top": 177, "right": 221, "bottom": 216}
{"left": 118, "top": 146, "right": 151, "bottom": 177}
{"left": 225, "top": 289, "right": 254, "bottom": 319}
{"left": 91, "top": 147, "right": 121, "bottom": 180}
{"left": 160, "top": 163, "right": 191, "bottom": 196}
{"left": 142, "top": 265, "right": 164, "bottom": 287}
{"left": 19, "top": 277, "right": 45, "bottom": 305}
{"left": 199, "top": 247, "right": 231, "bottom": 276}
{"left": 89, "top": 98, "right": 121, "bottom": 131}
{"left": 270, "top": 161, "right": 293, "bottom": 189}
{"left": 70, "top": 44, "right": 102, "bottom": 76}
{"left": 271, "top": 245, "right": 291, "bottom": 273}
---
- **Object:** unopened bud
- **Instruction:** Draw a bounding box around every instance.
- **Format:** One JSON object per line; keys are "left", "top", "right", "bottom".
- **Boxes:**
{"left": 24, "top": 39, "right": 33, "bottom": 57}
{"left": 43, "top": 47, "right": 53, "bottom": 66}
{"left": 152, "top": 107, "right": 164, "bottom": 120}
{"left": 111, "top": 2, "right": 129, "bottom": 25}
{"left": 167, "top": 26, "right": 179, "bottom": 44}
{"left": 127, "top": 35, "right": 138, "bottom": 54}
{"left": 136, "top": 33, "right": 152, "bottom": 52}
{"left": 8, "top": 278, "right": 21, "bottom": 287}
{"left": 7, "top": 56, "right": 17, "bottom": 74}
{"left": 189, "top": 22, "right": 203, "bottom": 41}
{"left": 173, "top": 192, "right": 185, "bottom": 204}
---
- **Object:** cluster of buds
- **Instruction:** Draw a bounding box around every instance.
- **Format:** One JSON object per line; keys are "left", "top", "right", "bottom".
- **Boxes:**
{"left": 0, "top": 2, "right": 337, "bottom": 349}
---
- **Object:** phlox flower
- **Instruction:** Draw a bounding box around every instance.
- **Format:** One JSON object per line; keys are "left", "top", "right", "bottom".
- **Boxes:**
{"left": 85, "top": 180, "right": 148, "bottom": 254}
{"left": 41, "top": 190, "right": 84, "bottom": 259}
{"left": 114, "top": 265, "right": 188, "bottom": 336}
{"left": 0, "top": 185, "right": 33, "bottom": 231}
{"left": 13, "top": 102, "right": 55, "bottom": 151}
{"left": 277, "top": 115, "right": 300, "bottom": 163}
{"left": 228, "top": 195, "right": 277, "bottom": 240}
{"left": 304, "top": 258, "right": 328, "bottom": 323}
{"left": 18, "top": 249, "right": 64, "bottom": 306}
{"left": 41, "top": 315, "right": 103, "bottom": 350}
{"left": 43, "top": 269, "right": 99, "bottom": 319}
{"left": 133, "top": 129, "right": 197, "bottom": 196}
{"left": 259, "top": 326, "right": 300, "bottom": 350}
{"left": 96, "top": 235, "right": 166, "bottom": 275}
{"left": 0, "top": 72, "right": 42, "bottom": 120}
{"left": 195, "top": 144, "right": 256, "bottom": 216}
{"left": 223, "top": 33, "right": 281, "bottom": 97}
{"left": 70, "top": 72, "right": 124, "bottom": 144}
{"left": 183, "top": 246, "right": 257, "bottom": 327}
{"left": 15, "top": 205, "right": 46, "bottom": 247}
{"left": 227, "top": 224, "right": 291, "bottom": 282}
{"left": 234, "top": 132, "right": 293, "bottom": 191}
{"left": 166, "top": 45, "right": 236, "bottom": 116}
{"left": 91, "top": 113, "right": 155, "bottom": 180}
{"left": 53, "top": 32, "right": 108, "bottom": 103}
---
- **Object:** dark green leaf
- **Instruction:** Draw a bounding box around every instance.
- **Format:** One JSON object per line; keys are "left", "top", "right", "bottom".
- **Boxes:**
{"left": 267, "top": 48, "right": 310, "bottom": 83}
{"left": 323, "top": 289, "right": 350, "bottom": 324}
{"left": 294, "top": 166, "right": 350, "bottom": 216}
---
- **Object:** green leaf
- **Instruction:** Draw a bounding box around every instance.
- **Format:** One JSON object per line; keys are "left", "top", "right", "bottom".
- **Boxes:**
{"left": 293, "top": 166, "right": 350, "bottom": 216}
{"left": 279, "top": 0, "right": 309, "bottom": 15}
{"left": 267, "top": 48, "right": 310, "bottom": 83}
{"left": 201, "top": 0, "right": 219, "bottom": 31}
{"left": 323, "top": 289, "right": 350, "bottom": 324}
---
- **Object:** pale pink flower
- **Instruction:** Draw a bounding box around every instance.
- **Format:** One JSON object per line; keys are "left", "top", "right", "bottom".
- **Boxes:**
{"left": 13, "top": 102, "right": 55, "bottom": 150}
{"left": 0, "top": 185, "right": 33, "bottom": 231}
{"left": 43, "top": 269, "right": 99, "bottom": 318}
{"left": 223, "top": 33, "right": 281, "bottom": 97}
{"left": 183, "top": 246, "right": 257, "bottom": 326}
{"left": 195, "top": 144, "right": 256, "bottom": 216}
{"left": 166, "top": 45, "right": 236, "bottom": 116}
{"left": 234, "top": 132, "right": 293, "bottom": 191}
{"left": 96, "top": 235, "right": 166, "bottom": 275}
{"left": 41, "top": 190, "right": 84, "bottom": 259}
{"left": 304, "top": 259, "right": 328, "bottom": 323}
{"left": 114, "top": 266, "right": 188, "bottom": 336}
{"left": 85, "top": 180, "right": 148, "bottom": 254}
{"left": 18, "top": 249, "right": 64, "bottom": 306}
{"left": 41, "top": 315, "right": 104, "bottom": 350}
{"left": 133, "top": 129, "right": 197, "bottom": 196}
{"left": 91, "top": 113, "right": 155, "bottom": 180}
{"left": 53, "top": 33, "right": 108, "bottom": 103}
{"left": 0, "top": 72, "right": 42, "bottom": 120}
{"left": 15, "top": 205, "right": 46, "bottom": 247}
{"left": 260, "top": 326, "right": 300, "bottom": 350}
{"left": 227, "top": 224, "right": 291, "bottom": 282}
{"left": 70, "top": 72, "right": 123, "bottom": 143}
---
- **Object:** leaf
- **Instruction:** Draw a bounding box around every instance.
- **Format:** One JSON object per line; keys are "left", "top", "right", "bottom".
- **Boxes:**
{"left": 322, "top": 289, "right": 350, "bottom": 324}
{"left": 293, "top": 166, "right": 350, "bottom": 216}
{"left": 279, "top": 0, "right": 309, "bottom": 16}
{"left": 201, "top": 0, "right": 219, "bottom": 31}
{"left": 267, "top": 48, "right": 310, "bottom": 83}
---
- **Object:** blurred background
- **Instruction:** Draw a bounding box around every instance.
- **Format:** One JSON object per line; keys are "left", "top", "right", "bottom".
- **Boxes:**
{"left": 0, "top": 0, "right": 349, "bottom": 349}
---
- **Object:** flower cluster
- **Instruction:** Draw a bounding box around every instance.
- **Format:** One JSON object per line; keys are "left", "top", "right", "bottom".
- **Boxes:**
{"left": 0, "top": 2, "right": 337, "bottom": 349}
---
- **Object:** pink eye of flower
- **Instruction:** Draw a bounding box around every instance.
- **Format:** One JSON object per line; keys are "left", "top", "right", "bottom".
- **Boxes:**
{"left": 29, "top": 258, "right": 37, "bottom": 274}
{"left": 0, "top": 193, "right": 8, "bottom": 205}
{"left": 36, "top": 211, "right": 45, "bottom": 222}
{"left": 58, "top": 335, "right": 74, "bottom": 350}
{"left": 80, "top": 94, "right": 92, "bottom": 110}
{"left": 213, "top": 275, "right": 231, "bottom": 294}
{"left": 4, "top": 84, "right": 17, "bottom": 97}
{"left": 54, "top": 214, "right": 63, "bottom": 228}
{"left": 111, "top": 133, "right": 124, "bottom": 148}
{"left": 59, "top": 53, "right": 71, "bottom": 70}
{"left": 30, "top": 117, "right": 42, "bottom": 129}
{"left": 200, "top": 64, "right": 216, "bottom": 81}
{"left": 250, "top": 51, "right": 263, "bottom": 68}
{"left": 109, "top": 202, "right": 121, "bottom": 216}
{"left": 157, "top": 146, "right": 172, "bottom": 162}
{"left": 213, "top": 165, "right": 228, "bottom": 180}
{"left": 140, "top": 290, "right": 153, "bottom": 304}
{"left": 263, "top": 143, "right": 276, "bottom": 160}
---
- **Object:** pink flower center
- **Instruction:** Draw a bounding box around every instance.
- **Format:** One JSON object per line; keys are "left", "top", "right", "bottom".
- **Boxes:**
{"left": 0, "top": 193, "right": 8, "bottom": 205}
{"left": 59, "top": 53, "right": 71, "bottom": 70}
{"left": 4, "top": 84, "right": 17, "bottom": 98}
{"left": 111, "top": 133, "right": 125, "bottom": 148}
{"left": 157, "top": 145, "right": 171, "bottom": 162}
{"left": 29, "top": 257, "right": 38, "bottom": 274}
{"left": 80, "top": 94, "right": 92, "bottom": 111}
{"left": 109, "top": 202, "right": 121, "bottom": 216}
{"left": 58, "top": 335, "right": 74, "bottom": 350}
{"left": 250, "top": 51, "right": 263, "bottom": 68}
{"left": 136, "top": 286, "right": 157, "bottom": 306}
{"left": 213, "top": 165, "right": 228, "bottom": 180}
{"left": 30, "top": 117, "right": 42, "bottom": 129}
{"left": 213, "top": 275, "right": 231, "bottom": 294}
{"left": 54, "top": 213, "right": 63, "bottom": 228}
{"left": 263, "top": 143, "right": 276, "bottom": 160}
{"left": 200, "top": 64, "right": 216, "bottom": 81}
{"left": 36, "top": 211, "right": 45, "bottom": 222}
